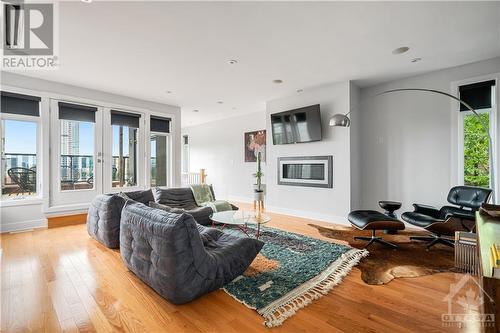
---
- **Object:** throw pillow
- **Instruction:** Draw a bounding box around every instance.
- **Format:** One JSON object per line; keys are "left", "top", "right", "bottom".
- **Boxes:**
{"left": 149, "top": 201, "right": 186, "bottom": 214}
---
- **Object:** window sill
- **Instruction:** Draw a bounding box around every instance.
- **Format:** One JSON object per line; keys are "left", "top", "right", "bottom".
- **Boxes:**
{"left": 0, "top": 197, "right": 43, "bottom": 208}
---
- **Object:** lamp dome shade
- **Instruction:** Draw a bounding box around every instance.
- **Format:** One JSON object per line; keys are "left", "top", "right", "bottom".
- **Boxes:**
{"left": 329, "top": 114, "right": 350, "bottom": 127}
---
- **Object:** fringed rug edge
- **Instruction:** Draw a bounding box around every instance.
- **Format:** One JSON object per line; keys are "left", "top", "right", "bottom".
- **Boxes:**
{"left": 257, "top": 248, "right": 369, "bottom": 327}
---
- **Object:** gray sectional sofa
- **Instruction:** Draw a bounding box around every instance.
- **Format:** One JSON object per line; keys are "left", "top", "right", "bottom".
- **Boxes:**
{"left": 120, "top": 201, "right": 263, "bottom": 304}
{"left": 87, "top": 186, "right": 237, "bottom": 249}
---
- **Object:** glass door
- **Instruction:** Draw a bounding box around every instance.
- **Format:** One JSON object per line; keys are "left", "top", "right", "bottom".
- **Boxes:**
{"left": 104, "top": 109, "right": 144, "bottom": 192}
{"left": 49, "top": 100, "right": 102, "bottom": 207}
{"left": 149, "top": 115, "right": 171, "bottom": 187}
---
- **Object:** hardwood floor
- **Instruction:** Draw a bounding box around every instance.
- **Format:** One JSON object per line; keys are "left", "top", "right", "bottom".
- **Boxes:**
{"left": 1, "top": 205, "right": 482, "bottom": 332}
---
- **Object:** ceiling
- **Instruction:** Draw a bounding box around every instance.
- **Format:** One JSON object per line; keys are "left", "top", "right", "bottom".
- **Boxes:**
{"left": 7, "top": 1, "right": 500, "bottom": 127}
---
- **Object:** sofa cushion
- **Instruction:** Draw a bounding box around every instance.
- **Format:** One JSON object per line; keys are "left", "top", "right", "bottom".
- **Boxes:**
{"left": 123, "top": 189, "right": 154, "bottom": 204}
{"left": 87, "top": 194, "right": 127, "bottom": 248}
{"left": 153, "top": 187, "right": 198, "bottom": 209}
{"left": 149, "top": 201, "right": 186, "bottom": 214}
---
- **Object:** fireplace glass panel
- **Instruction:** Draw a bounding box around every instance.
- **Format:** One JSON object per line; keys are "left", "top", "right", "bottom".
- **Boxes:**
{"left": 282, "top": 163, "right": 325, "bottom": 180}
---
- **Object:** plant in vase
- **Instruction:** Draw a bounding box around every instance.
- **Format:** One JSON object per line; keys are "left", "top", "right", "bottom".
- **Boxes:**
{"left": 253, "top": 152, "right": 265, "bottom": 203}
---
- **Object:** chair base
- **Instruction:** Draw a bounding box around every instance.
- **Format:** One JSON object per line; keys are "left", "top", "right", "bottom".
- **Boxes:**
{"left": 354, "top": 230, "right": 398, "bottom": 249}
{"left": 410, "top": 235, "right": 455, "bottom": 249}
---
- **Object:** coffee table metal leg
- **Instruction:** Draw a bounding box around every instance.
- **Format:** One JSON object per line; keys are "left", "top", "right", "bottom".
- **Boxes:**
{"left": 256, "top": 223, "right": 261, "bottom": 239}
{"left": 237, "top": 224, "right": 251, "bottom": 237}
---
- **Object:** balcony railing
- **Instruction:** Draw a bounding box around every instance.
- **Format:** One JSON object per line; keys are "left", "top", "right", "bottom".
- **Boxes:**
{"left": 2, "top": 153, "right": 137, "bottom": 193}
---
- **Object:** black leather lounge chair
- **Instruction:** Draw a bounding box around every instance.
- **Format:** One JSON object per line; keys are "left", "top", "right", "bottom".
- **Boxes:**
{"left": 401, "top": 186, "right": 492, "bottom": 249}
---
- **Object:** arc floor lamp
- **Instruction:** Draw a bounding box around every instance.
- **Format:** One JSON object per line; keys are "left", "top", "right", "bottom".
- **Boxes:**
{"left": 329, "top": 88, "right": 495, "bottom": 201}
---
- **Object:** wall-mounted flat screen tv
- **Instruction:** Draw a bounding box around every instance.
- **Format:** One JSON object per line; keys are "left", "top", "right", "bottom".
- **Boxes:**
{"left": 271, "top": 104, "right": 322, "bottom": 145}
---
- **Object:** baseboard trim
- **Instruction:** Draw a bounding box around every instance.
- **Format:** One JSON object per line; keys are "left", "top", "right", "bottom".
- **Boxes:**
{"left": 227, "top": 195, "right": 349, "bottom": 225}
{"left": 0, "top": 219, "right": 47, "bottom": 233}
{"left": 48, "top": 213, "right": 87, "bottom": 228}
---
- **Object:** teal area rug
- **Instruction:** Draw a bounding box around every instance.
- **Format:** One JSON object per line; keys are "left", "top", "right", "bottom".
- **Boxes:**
{"left": 222, "top": 226, "right": 368, "bottom": 327}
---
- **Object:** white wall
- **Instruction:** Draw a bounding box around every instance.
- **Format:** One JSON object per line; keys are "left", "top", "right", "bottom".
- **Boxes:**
{"left": 359, "top": 57, "right": 500, "bottom": 213}
{"left": 182, "top": 111, "right": 267, "bottom": 201}
{"left": 349, "top": 82, "right": 361, "bottom": 211}
{"left": 266, "top": 81, "right": 353, "bottom": 223}
{"left": 1, "top": 72, "right": 182, "bottom": 232}
{"left": 184, "top": 81, "right": 355, "bottom": 224}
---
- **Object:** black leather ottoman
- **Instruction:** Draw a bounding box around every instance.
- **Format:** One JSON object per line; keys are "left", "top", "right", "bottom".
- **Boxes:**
{"left": 348, "top": 210, "right": 405, "bottom": 249}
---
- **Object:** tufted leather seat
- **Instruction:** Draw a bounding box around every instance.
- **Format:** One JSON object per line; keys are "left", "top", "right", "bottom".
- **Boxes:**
{"left": 402, "top": 185, "right": 492, "bottom": 249}
{"left": 348, "top": 210, "right": 405, "bottom": 248}
{"left": 120, "top": 201, "right": 263, "bottom": 304}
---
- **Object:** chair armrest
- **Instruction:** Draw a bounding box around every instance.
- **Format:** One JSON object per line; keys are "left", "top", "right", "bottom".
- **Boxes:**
{"left": 445, "top": 211, "right": 475, "bottom": 221}
{"left": 413, "top": 203, "right": 440, "bottom": 217}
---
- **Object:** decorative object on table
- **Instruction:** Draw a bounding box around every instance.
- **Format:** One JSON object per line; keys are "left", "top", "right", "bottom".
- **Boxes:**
{"left": 253, "top": 151, "right": 265, "bottom": 211}
{"left": 210, "top": 210, "right": 270, "bottom": 239}
{"left": 480, "top": 203, "right": 500, "bottom": 219}
{"left": 330, "top": 87, "right": 496, "bottom": 202}
{"left": 378, "top": 200, "right": 402, "bottom": 235}
{"left": 348, "top": 210, "right": 405, "bottom": 249}
{"left": 245, "top": 130, "right": 266, "bottom": 162}
{"left": 223, "top": 225, "right": 367, "bottom": 327}
{"left": 401, "top": 185, "right": 492, "bottom": 249}
{"left": 454, "top": 231, "right": 479, "bottom": 275}
{"left": 309, "top": 223, "right": 455, "bottom": 285}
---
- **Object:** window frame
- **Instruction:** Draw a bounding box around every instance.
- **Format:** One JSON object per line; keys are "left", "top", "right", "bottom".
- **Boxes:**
{"left": 146, "top": 112, "right": 173, "bottom": 188}
{"left": 452, "top": 74, "right": 499, "bottom": 203}
{"left": 0, "top": 102, "right": 42, "bottom": 204}
{"left": 458, "top": 107, "right": 494, "bottom": 188}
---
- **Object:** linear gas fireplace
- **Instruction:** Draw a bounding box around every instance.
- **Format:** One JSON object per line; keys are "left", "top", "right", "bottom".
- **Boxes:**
{"left": 278, "top": 156, "right": 333, "bottom": 188}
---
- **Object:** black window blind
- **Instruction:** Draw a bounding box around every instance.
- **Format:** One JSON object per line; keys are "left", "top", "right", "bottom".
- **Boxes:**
{"left": 1, "top": 91, "right": 41, "bottom": 117}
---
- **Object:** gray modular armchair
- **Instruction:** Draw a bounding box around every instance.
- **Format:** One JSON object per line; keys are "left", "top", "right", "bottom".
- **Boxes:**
{"left": 120, "top": 201, "right": 263, "bottom": 304}
{"left": 153, "top": 187, "right": 238, "bottom": 225}
{"left": 87, "top": 189, "right": 154, "bottom": 248}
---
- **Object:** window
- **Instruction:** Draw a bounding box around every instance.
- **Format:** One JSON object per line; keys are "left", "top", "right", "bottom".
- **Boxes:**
{"left": 58, "top": 102, "right": 97, "bottom": 191}
{"left": 150, "top": 116, "right": 171, "bottom": 187}
{"left": 0, "top": 92, "right": 41, "bottom": 199}
{"left": 111, "top": 110, "right": 140, "bottom": 188}
{"left": 459, "top": 80, "right": 496, "bottom": 188}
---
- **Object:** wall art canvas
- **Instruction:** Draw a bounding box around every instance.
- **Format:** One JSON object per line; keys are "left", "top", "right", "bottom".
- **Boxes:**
{"left": 245, "top": 130, "right": 266, "bottom": 162}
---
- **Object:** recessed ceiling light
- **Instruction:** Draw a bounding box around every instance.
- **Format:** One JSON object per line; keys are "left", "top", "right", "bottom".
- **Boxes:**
{"left": 217, "top": 101, "right": 224, "bottom": 104}
{"left": 228, "top": 60, "right": 238, "bottom": 65}
{"left": 392, "top": 46, "right": 410, "bottom": 55}
{"left": 193, "top": 109, "right": 199, "bottom": 113}
{"left": 81, "top": 0, "right": 92, "bottom": 3}
{"left": 273, "top": 79, "right": 283, "bottom": 84}
{"left": 411, "top": 57, "right": 422, "bottom": 63}
{"left": 296, "top": 89, "right": 303, "bottom": 93}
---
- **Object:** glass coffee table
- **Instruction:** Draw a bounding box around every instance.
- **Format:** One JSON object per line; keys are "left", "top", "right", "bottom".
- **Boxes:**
{"left": 210, "top": 210, "right": 271, "bottom": 239}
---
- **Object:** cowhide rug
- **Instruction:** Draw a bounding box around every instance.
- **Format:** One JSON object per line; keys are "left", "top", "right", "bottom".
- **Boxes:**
{"left": 308, "top": 224, "right": 455, "bottom": 285}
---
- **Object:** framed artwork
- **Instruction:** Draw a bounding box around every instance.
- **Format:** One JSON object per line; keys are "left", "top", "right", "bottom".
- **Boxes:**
{"left": 245, "top": 130, "right": 266, "bottom": 162}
